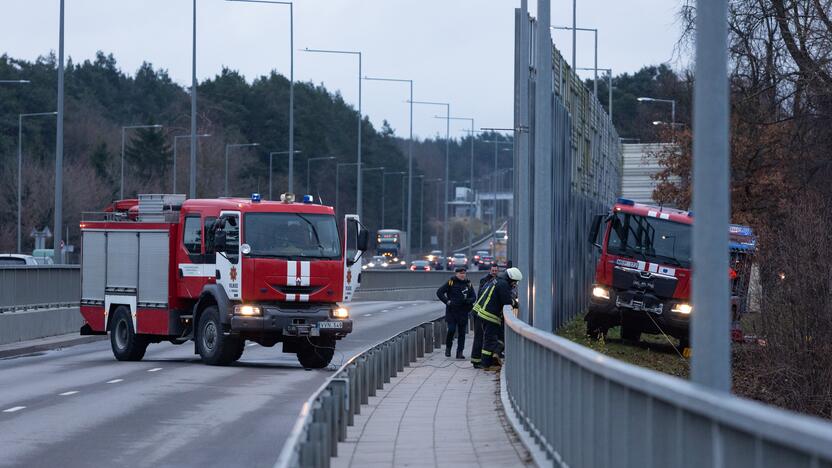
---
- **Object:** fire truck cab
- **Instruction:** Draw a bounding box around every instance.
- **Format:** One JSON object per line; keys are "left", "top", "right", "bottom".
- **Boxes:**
{"left": 79, "top": 193, "right": 368, "bottom": 368}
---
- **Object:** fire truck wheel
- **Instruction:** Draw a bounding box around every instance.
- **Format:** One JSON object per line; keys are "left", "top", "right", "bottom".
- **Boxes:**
{"left": 197, "top": 306, "right": 244, "bottom": 366}
{"left": 296, "top": 339, "right": 335, "bottom": 369}
{"left": 620, "top": 324, "right": 641, "bottom": 343}
{"left": 110, "top": 306, "right": 149, "bottom": 361}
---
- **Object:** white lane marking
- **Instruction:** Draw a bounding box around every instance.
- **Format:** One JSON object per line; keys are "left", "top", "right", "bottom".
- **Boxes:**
{"left": 3, "top": 406, "right": 26, "bottom": 413}
{"left": 106, "top": 379, "right": 123, "bottom": 384}
{"left": 147, "top": 368, "right": 162, "bottom": 372}
{"left": 363, "top": 313, "right": 373, "bottom": 317}
{"left": 397, "top": 306, "right": 404, "bottom": 310}
{"left": 381, "top": 309, "right": 390, "bottom": 313}
{"left": 59, "top": 391, "right": 79, "bottom": 396}
{"left": 247, "top": 343, "right": 258, "bottom": 347}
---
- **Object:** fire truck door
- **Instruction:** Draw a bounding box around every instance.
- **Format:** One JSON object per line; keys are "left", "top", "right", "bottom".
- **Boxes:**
{"left": 215, "top": 211, "right": 242, "bottom": 301}
{"left": 342, "top": 215, "right": 366, "bottom": 302}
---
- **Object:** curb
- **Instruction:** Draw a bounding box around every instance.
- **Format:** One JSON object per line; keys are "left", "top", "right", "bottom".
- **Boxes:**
{"left": 499, "top": 367, "right": 554, "bottom": 468}
{"left": 0, "top": 335, "right": 107, "bottom": 359}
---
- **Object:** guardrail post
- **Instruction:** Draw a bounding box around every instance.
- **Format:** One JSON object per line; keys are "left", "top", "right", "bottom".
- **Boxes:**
{"left": 359, "top": 357, "right": 369, "bottom": 405}
{"left": 367, "top": 351, "right": 377, "bottom": 397}
{"left": 382, "top": 343, "right": 391, "bottom": 384}
{"left": 331, "top": 379, "right": 348, "bottom": 442}
{"left": 397, "top": 336, "right": 405, "bottom": 372}
{"left": 424, "top": 324, "right": 433, "bottom": 353}
{"left": 375, "top": 346, "right": 384, "bottom": 390}
{"left": 434, "top": 320, "right": 443, "bottom": 350}
{"left": 346, "top": 366, "right": 357, "bottom": 424}
{"left": 416, "top": 326, "right": 425, "bottom": 357}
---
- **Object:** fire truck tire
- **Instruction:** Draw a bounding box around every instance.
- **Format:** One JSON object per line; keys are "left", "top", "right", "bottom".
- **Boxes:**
{"left": 110, "top": 306, "right": 149, "bottom": 361}
{"left": 296, "top": 339, "right": 335, "bottom": 369}
{"left": 197, "top": 306, "right": 244, "bottom": 366}
{"left": 620, "top": 324, "right": 641, "bottom": 343}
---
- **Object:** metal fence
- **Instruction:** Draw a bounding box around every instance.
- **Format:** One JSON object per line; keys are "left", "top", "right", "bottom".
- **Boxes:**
{"left": 275, "top": 316, "right": 446, "bottom": 468}
{"left": 503, "top": 306, "right": 832, "bottom": 468}
{"left": 0, "top": 266, "right": 80, "bottom": 312}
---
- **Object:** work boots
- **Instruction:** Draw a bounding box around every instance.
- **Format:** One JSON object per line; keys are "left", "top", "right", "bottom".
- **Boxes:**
{"left": 445, "top": 346, "right": 451, "bottom": 357}
{"left": 456, "top": 348, "right": 465, "bottom": 360}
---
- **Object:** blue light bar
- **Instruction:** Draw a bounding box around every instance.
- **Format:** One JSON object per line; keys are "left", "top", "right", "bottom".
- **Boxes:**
{"left": 251, "top": 193, "right": 261, "bottom": 203}
{"left": 303, "top": 195, "right": 314, "bottom": 204}
{"left": 616, "top": 197, "right": 635, "bottom": 206}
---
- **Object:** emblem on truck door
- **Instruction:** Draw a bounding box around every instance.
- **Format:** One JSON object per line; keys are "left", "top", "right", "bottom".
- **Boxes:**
{"left": 347, "top": 270, "right": 352, "bottom": 283}
{"left": 230, "top": 266, "right": 238, "bottom": 281}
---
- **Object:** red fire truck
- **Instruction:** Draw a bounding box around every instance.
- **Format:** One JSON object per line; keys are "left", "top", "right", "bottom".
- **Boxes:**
{"left": 585, "top": 198, "right": 755, "bottom": 349}
{"left": 79, "top": 193, "right": 368, "bottom": 368}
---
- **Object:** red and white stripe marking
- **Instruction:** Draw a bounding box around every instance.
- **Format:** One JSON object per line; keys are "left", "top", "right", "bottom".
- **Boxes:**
{"left": 285, "top": 261, "right": 311, "bottom": 302}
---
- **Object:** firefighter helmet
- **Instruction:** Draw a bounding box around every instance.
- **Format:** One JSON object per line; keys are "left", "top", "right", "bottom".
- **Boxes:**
{"left": 506, "top": 267, "right": 523, "bottom": 281}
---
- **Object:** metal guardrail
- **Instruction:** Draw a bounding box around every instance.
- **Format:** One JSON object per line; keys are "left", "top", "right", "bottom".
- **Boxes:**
{"left": 503, "top": 306, "right": 832, "bottom": 468}
{"left": 0, "top": 266, "right": 80, "bottom": 312}
{"left": 274, "top": 316, "right": 446, "bottom": 468}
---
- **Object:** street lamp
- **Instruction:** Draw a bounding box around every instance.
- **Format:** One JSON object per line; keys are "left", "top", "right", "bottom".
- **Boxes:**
{"left": 173, "top": 133, "right": 210, "bottom": 194}
{"left": 121, "top": 124, "right": 163, "bottom": 199}
{"left": 637, "top": 96, "right": 676, "bottom": 127}
{"left": 269, "top": 150, "right": 302, "bottom": 200}
{"left": 336, "top": 162, "right": 361, "bottom": 217}
{"left": 437, "top": 116, "right": 475, "bottom": 259}
{"left": 410, "top": 100, "right": 450, "bottom": 255}
{"left": 303, "top": 47, "right": 363, "bottom": 218}
{"left": 364, "top": 76, "right": 414, "bottom": 260}
{"left": 552, "top": 26, "right": 599, "bottom": 98}
{"left": 17, "top": 111, "right": 57, "bottom": 253}
{"left": 225, "top": 143, "right": 261, "bottom": 196}
{"left": 362, "top": 166, "right": 385, "bottom": 227}
{"left": 307, "top": 156, "right": 336, "bottom": 195}
{"left": 577, "top": 67, "right": 613, "bottom": 121}
{"left": 0, "top": 80, "right": 30, "bottom": 84}
{"left": 226, "top": 0, "right": 296, "bottom": 192}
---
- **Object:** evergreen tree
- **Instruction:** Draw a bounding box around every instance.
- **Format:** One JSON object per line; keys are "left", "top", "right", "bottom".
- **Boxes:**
{"left": 124, "top": 126, "right": 171, "bottom": 179}
{"left": 90, "top": 140, "right": 112, "bottom": 181}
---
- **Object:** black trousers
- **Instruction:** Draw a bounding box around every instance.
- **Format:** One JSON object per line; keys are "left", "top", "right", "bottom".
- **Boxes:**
{"left": 481, "top": 320, "right": 504, "bottom": 367}
{"left": 445, "top": 314, "right": 468, "bottom": 351}
{"left": 470, "top": 313, "right": 484, "bottom": 364}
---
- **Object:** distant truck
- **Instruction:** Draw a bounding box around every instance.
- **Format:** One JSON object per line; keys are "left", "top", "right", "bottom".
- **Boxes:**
{"left": 79, "top": 193, "right": 368, "bottom": 368}
{"left": 376, "top": 229, "right": 407, "bottom": 266}
{"left": 585, "top": 197, "right": 755, "bottom": 348}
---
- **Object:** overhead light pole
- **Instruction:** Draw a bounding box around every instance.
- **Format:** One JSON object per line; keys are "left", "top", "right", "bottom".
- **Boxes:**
{"left": 385, "top": 171, "right": 406, "bottom": 230}
{"left": 225, "top": 142, "right": 260, "bottom": 196}
{"left": 18, "top": 111, "right": 57, "bottom": 253}
{"left": 424, "top": 177, "right": 444, "bottom": 250}
{"left": 637, "top": 96, "right": 676, "bottom": 127}
{"left": 553, "top": 26, "right": 598, "bottom": 98}
{"left": 414, "top": 174, "right": 424, "bottom": 254}
{"left": 307, "top": 156, "right": 336, "bottom": 196}
{"left": 54, "top": 0, "right": 66, "bottom": 263}
{"left": 190, "top": 0, "right": 198, "bottom": 199}
{"left": 121, "top": 124, "right": 163, "bottom": 199}
{"left": 173, "top": 133, "right": 210, "bottom": 194}
{"left": 364, "top": 75, "right": 414, "bottom": 260}
{"left": 411, "top": 100, "right": 450, "bottom": 255}
{"left": 481, "top": 128, "right": 515, "bottom": 252}
{"left": 303, "top": 47, "right": 363, "bottom": 218}
{"left": 577, "top": 66, "right": 613, "bottom": 120}
{"left": 269, "top": 150, "right": 302, "bottom": 200}
{"left": 227, "top": 0, "right": 295, "bottom": 191}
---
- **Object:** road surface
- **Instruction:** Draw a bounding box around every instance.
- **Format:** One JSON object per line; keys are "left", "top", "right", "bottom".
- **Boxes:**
{"left": 0, "top": 300, "right": 443, "bottom": 468}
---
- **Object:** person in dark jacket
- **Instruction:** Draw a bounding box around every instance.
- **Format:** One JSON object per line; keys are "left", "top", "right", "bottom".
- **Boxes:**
{"left": 470, "top": 264, "right": 500, "bottom": 367}
{"left": 436, "top": 267, "right": 476, "bottom": 359}
{"left": 473, "top": 267, "right": 523, "bottom": 370}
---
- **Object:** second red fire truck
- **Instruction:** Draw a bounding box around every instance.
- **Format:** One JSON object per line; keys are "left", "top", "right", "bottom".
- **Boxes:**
{"left": 79, "top": 193, "right": 368, "bottom": 368}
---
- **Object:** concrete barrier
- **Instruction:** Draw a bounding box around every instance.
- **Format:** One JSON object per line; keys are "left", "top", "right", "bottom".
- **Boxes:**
{"left": 0, "top": 307, "right": 83, "bottom": 346}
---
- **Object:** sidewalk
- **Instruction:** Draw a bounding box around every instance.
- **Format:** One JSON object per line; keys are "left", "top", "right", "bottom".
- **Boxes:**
{"left": 332, "top": 338, "right": 535, "bottom": 468}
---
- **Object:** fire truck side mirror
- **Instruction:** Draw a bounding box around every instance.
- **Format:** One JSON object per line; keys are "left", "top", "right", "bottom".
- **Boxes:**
{"left": 357, "top": 228, "right": 369, "bottom": 252}
{"left": 589, "top": 214, "right": 604, "bottom": 250}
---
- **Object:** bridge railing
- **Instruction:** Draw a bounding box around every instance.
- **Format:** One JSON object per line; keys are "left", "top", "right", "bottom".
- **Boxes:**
{"left": 0, "top": 266, "right": 80, "bottom": 312}
{"left": 503, "top": 306, "right": 832, "bottom": 468}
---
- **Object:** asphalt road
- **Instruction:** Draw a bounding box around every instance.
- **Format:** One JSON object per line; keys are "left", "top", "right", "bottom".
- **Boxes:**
{"left": 0, "top": 300, "right": 443, "bottom": 468}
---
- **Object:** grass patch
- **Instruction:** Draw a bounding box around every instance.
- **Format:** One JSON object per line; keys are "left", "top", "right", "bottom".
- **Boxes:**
{"left": 557, "top": 314, "right": 691, "bottom": 379}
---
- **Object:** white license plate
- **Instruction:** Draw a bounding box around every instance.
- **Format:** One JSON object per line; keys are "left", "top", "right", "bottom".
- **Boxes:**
{"left": 318, "top": 321, "right": 343, "bottom": 329}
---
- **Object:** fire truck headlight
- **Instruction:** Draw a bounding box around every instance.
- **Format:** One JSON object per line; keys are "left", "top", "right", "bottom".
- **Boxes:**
{"left": 332, "top": 307, "right": 350, "bottom": 319}
{"left": 234, "top": 305, "right": 262, "bottom": 316}
{"left": 672, "top": 303, "right": 693, "bottom": 315}
{"left": 591, "top": 286, "right": 610, "bottom": 300}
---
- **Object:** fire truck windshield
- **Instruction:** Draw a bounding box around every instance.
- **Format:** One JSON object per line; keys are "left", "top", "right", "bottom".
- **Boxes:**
{"left": 606, "top": 212, "right": 691, "bottom": 268}
{"left": 244, "top": 213, "right": 341, "bottom": 259}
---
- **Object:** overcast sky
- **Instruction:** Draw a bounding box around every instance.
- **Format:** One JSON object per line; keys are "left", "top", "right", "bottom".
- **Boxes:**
{"left": 3, "top": 0, "right": 686, "bottom": 140}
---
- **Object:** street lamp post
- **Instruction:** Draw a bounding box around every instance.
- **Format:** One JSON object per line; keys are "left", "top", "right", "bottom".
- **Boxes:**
{"left": 637, "top": 96, "right": 676, "bottom": 127}
{"left": 577, "top": 67, "right": 613, "bottom": 121}
{"left": 362, "top": 166, "right": 385, "bottom": 227}
{"left": 54, "top": 0, "right": 66, "bottom": 263}
{"left": 225, "top": 143, "right": 260, "bottom": 196}
{"left": 227, "top": 0, "right": 295, "bottom": 191}
{"left": 121, "top": 124, "right": 163, "bottom": 200}
{"left": 442, "top": 117, "right": 476, "bottom": 259}
{"left": 411, "top": 100, "right": 450, "bottom": 255}
{"left": 173, "top": 133, "right": 210, "bottom": 193}
{"left": 364, "top": 76, "right": 414, "bottom": 259}
{"left": 552, "top": 26, "right": 598, "bottom": 98}
{"left": 17, "top": 111, "right": 57, "bottom": 253}
{"left": 269, "top": 150, "right": 302, "bottom": 200}
{"left": 424, "top": 177, "right": 443, "bottom": 250}
{"left": 307, "top": 156, "right": 336, "bottom": 196}
{"left": 303, "top": 48, "right": 363, "bottom": 218}
{"left": 190, "top": 0, "right": 198, "bottom": 199}
{"left": 336, "top": 162, "right": 361, "bottom": 218}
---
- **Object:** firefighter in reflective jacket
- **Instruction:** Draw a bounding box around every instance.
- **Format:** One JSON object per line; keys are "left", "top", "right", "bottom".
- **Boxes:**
{"left": 473, "top": 267, "right": 523, "bottom": 370}
{"left": 436, "top": 267, "right": 476, "bottom": 359}
{"left": 470, "top": 265, "right": 500, "bottom": 368}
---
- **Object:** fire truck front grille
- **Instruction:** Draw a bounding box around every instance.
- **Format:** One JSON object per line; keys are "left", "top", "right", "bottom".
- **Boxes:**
{"left": 273, "top": 285, "right": 322, "bottom": 296}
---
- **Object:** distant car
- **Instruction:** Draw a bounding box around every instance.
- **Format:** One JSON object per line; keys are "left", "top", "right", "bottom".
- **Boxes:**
{"left": 426, "top": 250, "right": 444, "bottom": 270}
{"left": 472, "top": 250, "right": 489, "bottom": 266}
{"left": 363, "top": 255, "right": 390, "bottom": 270}
{"left": 387, "top": 256, "right": 407, "bottom": 269}
{"left": 0, "top": 254, "right": 40, "bottom": 266}
{"left": 449, "top": 253, "right": 468, "bottom": 270}
{"left": 409, "top": 260, "right": 431, "bottom": 271}
{"left": 478, "top": 254, "right": 495, "bottom": 270}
